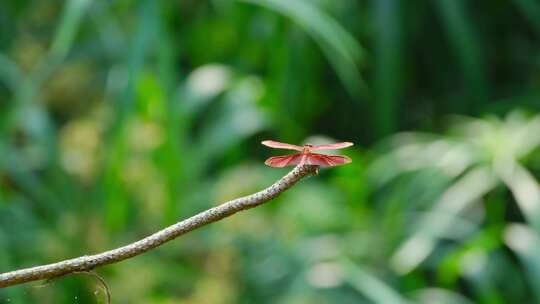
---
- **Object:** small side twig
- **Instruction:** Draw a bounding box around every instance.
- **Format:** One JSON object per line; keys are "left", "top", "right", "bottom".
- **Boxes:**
{"left": 33, "top": 271, "right": 111, "bottom": 303}
{"left": 0, "top": 165, "right": 317, "bottom": 288}
{"left": 73, "top": 271, "right": 111, "bottom": 304}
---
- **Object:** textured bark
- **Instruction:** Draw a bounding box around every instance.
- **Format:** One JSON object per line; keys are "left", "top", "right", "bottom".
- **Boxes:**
{"left": 0, "top": 165, "right": 317, "bottom": 288}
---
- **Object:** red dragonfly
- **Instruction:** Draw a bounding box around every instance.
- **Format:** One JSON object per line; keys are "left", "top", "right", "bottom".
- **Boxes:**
{"left": 262, "top": 140, "right": 353, "bottom": 168}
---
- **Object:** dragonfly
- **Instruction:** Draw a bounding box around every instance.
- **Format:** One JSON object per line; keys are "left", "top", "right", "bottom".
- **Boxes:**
{"left": 262, "top": 140, "right": 353, "bottom": 168}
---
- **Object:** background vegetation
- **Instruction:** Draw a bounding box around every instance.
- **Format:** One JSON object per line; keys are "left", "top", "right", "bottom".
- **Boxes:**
{"left": 1, "top": 0, "right": 540, "bottom": 303}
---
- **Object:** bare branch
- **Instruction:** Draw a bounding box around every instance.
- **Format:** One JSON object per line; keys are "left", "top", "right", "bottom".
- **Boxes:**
{"left": 0, "top": 165, "right": 317, "bottom": 288}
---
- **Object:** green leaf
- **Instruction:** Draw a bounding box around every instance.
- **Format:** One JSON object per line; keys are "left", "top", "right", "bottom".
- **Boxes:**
{"left": 504, "top": 224, "right": 540, "bottom": 302}
{"left": 391, "top": 166, "right": 498, "bottom": 274}
{"left": 342, "top": 259, "right": 411, "bottom": 304}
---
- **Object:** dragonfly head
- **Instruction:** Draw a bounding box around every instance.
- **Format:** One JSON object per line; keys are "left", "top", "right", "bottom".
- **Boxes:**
{"left": 302, "top": 144, "right": 313, "bottom": 153}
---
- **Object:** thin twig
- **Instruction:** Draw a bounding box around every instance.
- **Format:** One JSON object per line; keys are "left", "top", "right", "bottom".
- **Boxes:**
{"left": 32, "top": 271, "right": 111, "bottom": 303}
{"left": 0, "top": 165, "right": 317, "bottom": 288}
{"left": 73, "top": 271, "right": 111, "bottom": 304}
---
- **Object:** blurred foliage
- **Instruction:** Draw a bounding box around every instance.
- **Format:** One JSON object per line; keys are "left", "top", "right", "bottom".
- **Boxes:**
{"left": 0, "top": 0, "right": 540, "bottom": 303}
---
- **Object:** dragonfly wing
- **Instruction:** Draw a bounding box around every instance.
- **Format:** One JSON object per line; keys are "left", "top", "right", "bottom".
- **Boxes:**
{"left": 311, "top": 142, "right": 353, "bottom": 151}
{"left": 306, "top": 153, "right": 352, "bottom": 167}
{"left": 264, "top": 154, "right": 303, "bottom": 167}
{"left": 262, "top": 140, "right": 303, "bottom": 151}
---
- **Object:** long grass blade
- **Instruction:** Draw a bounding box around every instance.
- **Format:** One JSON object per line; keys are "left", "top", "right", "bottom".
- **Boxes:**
{"left": 239, "top": 0, "right": 365, "bottom": 97}
{"left": 434, "top": 0, "right": 487, "bottom": 112}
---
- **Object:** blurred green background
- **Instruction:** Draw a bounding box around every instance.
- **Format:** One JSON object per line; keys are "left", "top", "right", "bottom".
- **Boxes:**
{"left": 1, "top": 0, "right": 540, "bottom": 303}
